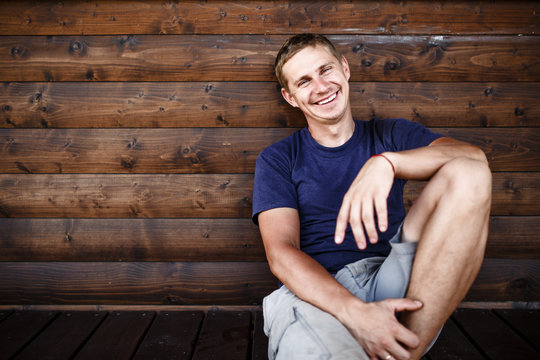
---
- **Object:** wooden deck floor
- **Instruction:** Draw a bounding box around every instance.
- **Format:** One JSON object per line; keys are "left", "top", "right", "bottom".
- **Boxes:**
{"left": 0, "top": 308, "right": 538, "bottom": 360}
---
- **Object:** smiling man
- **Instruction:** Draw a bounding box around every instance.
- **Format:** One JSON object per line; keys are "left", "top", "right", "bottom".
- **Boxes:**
{"left": 252, "top": 34, "right": 492, "bottom": 360}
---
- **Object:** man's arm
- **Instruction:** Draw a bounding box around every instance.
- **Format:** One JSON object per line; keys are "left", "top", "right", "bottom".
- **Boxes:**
{"left": 259, "top": 207, "right": 422, "bottom": 359}
{"left": 335, "top": 137, "right": 488, "bottom": 249}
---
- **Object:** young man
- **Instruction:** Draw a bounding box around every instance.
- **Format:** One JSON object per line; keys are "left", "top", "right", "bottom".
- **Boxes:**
{"left": 252, "top": 34, "right": 491, "bottom": 360}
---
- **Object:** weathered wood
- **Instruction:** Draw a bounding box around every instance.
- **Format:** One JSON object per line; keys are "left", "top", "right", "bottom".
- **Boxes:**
{"left": 466, "top": 259, "right": 540, "bottom": 302}
{"left": 74, "top": 311, "right": 155, "bottom": 360}
{"left": 0, "top": 218, "right": 265, "bottom": 262}
{"left": 0, "top": 1, "right": 537, "bottom": 35}
{"left": 0, "top": 311, "right": 58, "bottom": 360}
{"left": 192, "top": 310, "right": 251, "bottom": 360}
{"left": 0, "top": 174, "right": 254, "bottom": 218}
{"left": 0, "top": 173, "right": 534, "bottom": 218}
{"left": 15, "top": 311, "right": 107, "bottom": 360}
{"left": 133, "top": 311, "right": 204, "bottom": 360}
{"left": 0, "top": 262, "right": 276, "bottom": 305}
{"left": 0, "top": 173, "right": 525, "bottom": 217}
{"left": 252, "top": 311, "right": 268, "bottom": 360}
{"left": 0, "top": 128, "right": 537, "bottom": 173}
{"left": 494, "top": 309, "right": 540, "bottom": 351}
{"left": 0, "top": 259, "right": 536, "bottom": 304}
{"left": 0, "top": 216, "right": 537, "bottom": 262}
{"left": 426, "top": 318, "right": 484, "bottom": 360}
{"left": 1, "top": 35, "right": 538, "bottom": 82}
{"left": 452, "top": 309, "right": 540, "bottom": 359}
{"left": 2, "top": 82, "right": 538, "bottom": 128}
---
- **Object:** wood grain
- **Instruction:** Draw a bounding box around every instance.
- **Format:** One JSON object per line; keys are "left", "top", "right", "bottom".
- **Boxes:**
{"left": 0, "top": 218, "right": 265, "bottom": 262}
{"left": 0, "top": 173, "right": 537, "bottom": 218}
{"left": 0, "top": 259, "right": 536, "bottom": 304}
{"left": 0, "top": 217, "right": 537, "bottom": 262}
{"left": 1, "top": 35, "right": 538, "bottom": 82}
{"left": 0, "top": 1, "right": 537, "bottom": 35}
{"left": 2, "top": 82, "right": 538, "bottom": 128}
{"left": 0, "top": 262, "right": 276, "bottom": 305}
{"left": 0, "top": 128, "right": 537, "bottom": 173}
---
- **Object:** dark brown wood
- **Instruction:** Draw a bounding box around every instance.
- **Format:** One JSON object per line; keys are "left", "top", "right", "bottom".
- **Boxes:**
{"left": 425, "top": 318, "right": 484, "bottom": 360}
{"left": 0, "top": 174, "right": 254, "bottom": 218}
{"left": 0, "top": 216, "right": 538, "bottom": 262}
{"left": 0, "top": 1, "right": 537, "bottom": 35}
{"left": 465, "top": 259, "right": 540, "bottom": 302}
{"left": 0, "top": 128, "right": 537, "bottom": 173}
{"left": 0, "top": 35, "right": 538, "bottom": 82}
{"left": 486, "top": 217, "right": 540, "bottom": 258}
{"left": 0, "top": 262, "right": 276, "bottom": 305}
{"left": 192, "top": 310, "right": 251, "bottom": 360}
{"left": 133, "top": 311, "right": 204, "bottom": 360}
{"left": 452, "top": 309, "right": 540, "bottom": 359}
{"left": 494, "top": 309, "right": 540, "bottom": 351}
{"left": 2, "top": 82, "right": 539, "bottom": 128}
{"left": 252, "top": 311, "right": 268, "bottom": 360}
{"left": 0, "top": 311, "right": 58, "bottom": 360}
{"left": 0, "top": 218, "right": 264, "bottom": 262}
{"left": 0, "top": 259, "right": 537, "bottom": 304}
{"left": 74, "top": 311, "right": 154, "bottom": 360}
{"left": 15, "top": 311, "right": 107, "bottom": 360}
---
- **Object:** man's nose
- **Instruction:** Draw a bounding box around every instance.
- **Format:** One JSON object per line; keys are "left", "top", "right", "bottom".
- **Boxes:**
{"left": 312, "top": 76, "right": 330, "bottom": 93}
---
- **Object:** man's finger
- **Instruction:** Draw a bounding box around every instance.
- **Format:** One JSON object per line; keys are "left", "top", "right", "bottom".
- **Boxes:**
{"left": 334, "top": 199, "right": 350, "bottom": 244}
{"left": 374, "top": 195, "right": 388, "bottom": 232}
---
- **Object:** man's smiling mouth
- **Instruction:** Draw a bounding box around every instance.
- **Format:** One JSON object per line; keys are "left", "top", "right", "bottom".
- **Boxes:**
{"left": 316, "top": 92, "right": 337, "bottom": 105}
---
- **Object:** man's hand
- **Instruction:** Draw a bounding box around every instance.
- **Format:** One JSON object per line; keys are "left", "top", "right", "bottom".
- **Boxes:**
{"left": 339, "top": 298, "right": 423, "bottom": 360}
{"left": 335, "top": 154, "right": 395, "bottom": 249}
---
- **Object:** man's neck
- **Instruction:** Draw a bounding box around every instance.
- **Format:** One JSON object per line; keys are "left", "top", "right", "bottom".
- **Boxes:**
{"left": 307, "top": 117, "right": 355, "bottom": 148}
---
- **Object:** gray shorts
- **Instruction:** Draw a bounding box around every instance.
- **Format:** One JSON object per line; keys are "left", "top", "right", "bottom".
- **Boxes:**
{"left": 263, "top": 227, "right": 418, "bottom": 360}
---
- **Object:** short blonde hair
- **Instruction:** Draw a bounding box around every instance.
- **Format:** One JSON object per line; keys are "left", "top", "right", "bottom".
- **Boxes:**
{"left": 275, "top": 34, "right": 342, "bottom": 92}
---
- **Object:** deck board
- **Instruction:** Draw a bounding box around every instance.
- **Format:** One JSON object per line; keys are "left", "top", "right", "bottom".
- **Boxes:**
{"left": 452, "top": 309, "right": 540, "bottom": 360}
{"left": 0, "top": 311, "right": 58, "bottom": 360}
{"left": 0, "top": 308, "right": 538, "bottom": 359}
{"left": 133, "top": 311, "right": 204, "bottom": 360}
{"left": 15, "top": 311, "right": 106, "bottom": 360}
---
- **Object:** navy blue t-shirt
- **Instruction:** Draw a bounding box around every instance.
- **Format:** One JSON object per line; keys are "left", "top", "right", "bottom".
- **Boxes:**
{"left": 252, "top": 118, "right": 442, "bottom": 274}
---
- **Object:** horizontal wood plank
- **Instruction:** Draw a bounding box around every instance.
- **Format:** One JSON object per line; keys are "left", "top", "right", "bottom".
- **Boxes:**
{"left": 0, "top": 1, "right": 537, "bottom": 35}
{"left": 0, "top": 173, "right": 536, "bottom": 218}
{"left": 2, "top": 82, "right": 538, "bottom": 128}
{"left": 1, "top": 35, "right": 538, "bottom": 82}
{"left": 0, "top": 216, "right": 537, "bottom": 261}
{"left": 0, "top": 128, "right": 537, "bottom": 173}
{"left": 0, "top": 259, "right": 537, "bottom": 304}
{"left": 0, "top": 218, "right": 265, "bottom": 262}
{"left": 0, "top": 262, "right": 276, "bottom": 305}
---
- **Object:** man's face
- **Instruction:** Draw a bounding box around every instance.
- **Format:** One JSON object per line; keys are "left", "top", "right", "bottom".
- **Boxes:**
{"left": 280, "top": 45, "right": 351, "bottom": 126}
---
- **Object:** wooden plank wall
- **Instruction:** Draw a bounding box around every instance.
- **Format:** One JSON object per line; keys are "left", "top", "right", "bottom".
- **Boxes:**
{"left": 0, "top": 1, "right": 538, "bottom": 306}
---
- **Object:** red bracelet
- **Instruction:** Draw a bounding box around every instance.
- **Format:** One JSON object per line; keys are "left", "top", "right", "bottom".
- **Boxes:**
{"left": 370, "top": 154, "right": 395, "bottom": 175}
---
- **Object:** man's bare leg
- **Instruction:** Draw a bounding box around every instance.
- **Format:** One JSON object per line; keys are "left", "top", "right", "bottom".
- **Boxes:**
{"left": 399, "top": 157, "right": 492, "bottom": 359}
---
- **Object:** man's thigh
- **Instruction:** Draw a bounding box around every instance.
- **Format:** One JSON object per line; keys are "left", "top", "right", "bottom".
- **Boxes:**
{"left": 263, "top": 285, "right": 368, "bottom": 360}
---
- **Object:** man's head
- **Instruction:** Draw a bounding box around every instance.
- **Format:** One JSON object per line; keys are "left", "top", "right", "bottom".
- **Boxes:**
{"left": 275, "top": 34, "right": 343, "bottom": 93}
{"left": 275, "top": 34, "right": 352, "bottom": 127}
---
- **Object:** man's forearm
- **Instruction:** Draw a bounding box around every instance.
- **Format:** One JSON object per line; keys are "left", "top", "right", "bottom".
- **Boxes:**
{"left": 383, "top": 138, "right": 488, "bottom": 181}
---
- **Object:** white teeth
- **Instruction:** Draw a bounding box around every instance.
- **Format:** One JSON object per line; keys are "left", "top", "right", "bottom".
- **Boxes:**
{"left": 317, "top": 93, "right": 337, "bottom": 105}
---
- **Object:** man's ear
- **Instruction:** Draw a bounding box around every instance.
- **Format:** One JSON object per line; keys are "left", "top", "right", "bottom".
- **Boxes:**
{"left": 281, "top": 87, "right": 298, "bottom": 108}
{"left": 341, "top": 55, "right": 351, "bottom": 81}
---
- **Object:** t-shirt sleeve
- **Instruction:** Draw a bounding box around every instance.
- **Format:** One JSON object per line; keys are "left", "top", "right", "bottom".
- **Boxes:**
{"left": 382, "top": 118, "right": 444, "bottom": 152}
{"left": 251, "top": 146, "right": 298, "bottom": 225}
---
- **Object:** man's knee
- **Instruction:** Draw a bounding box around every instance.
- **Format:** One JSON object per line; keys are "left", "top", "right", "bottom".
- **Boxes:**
{"left": 437, "top": 157, "right": 492, "bottom": 209}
